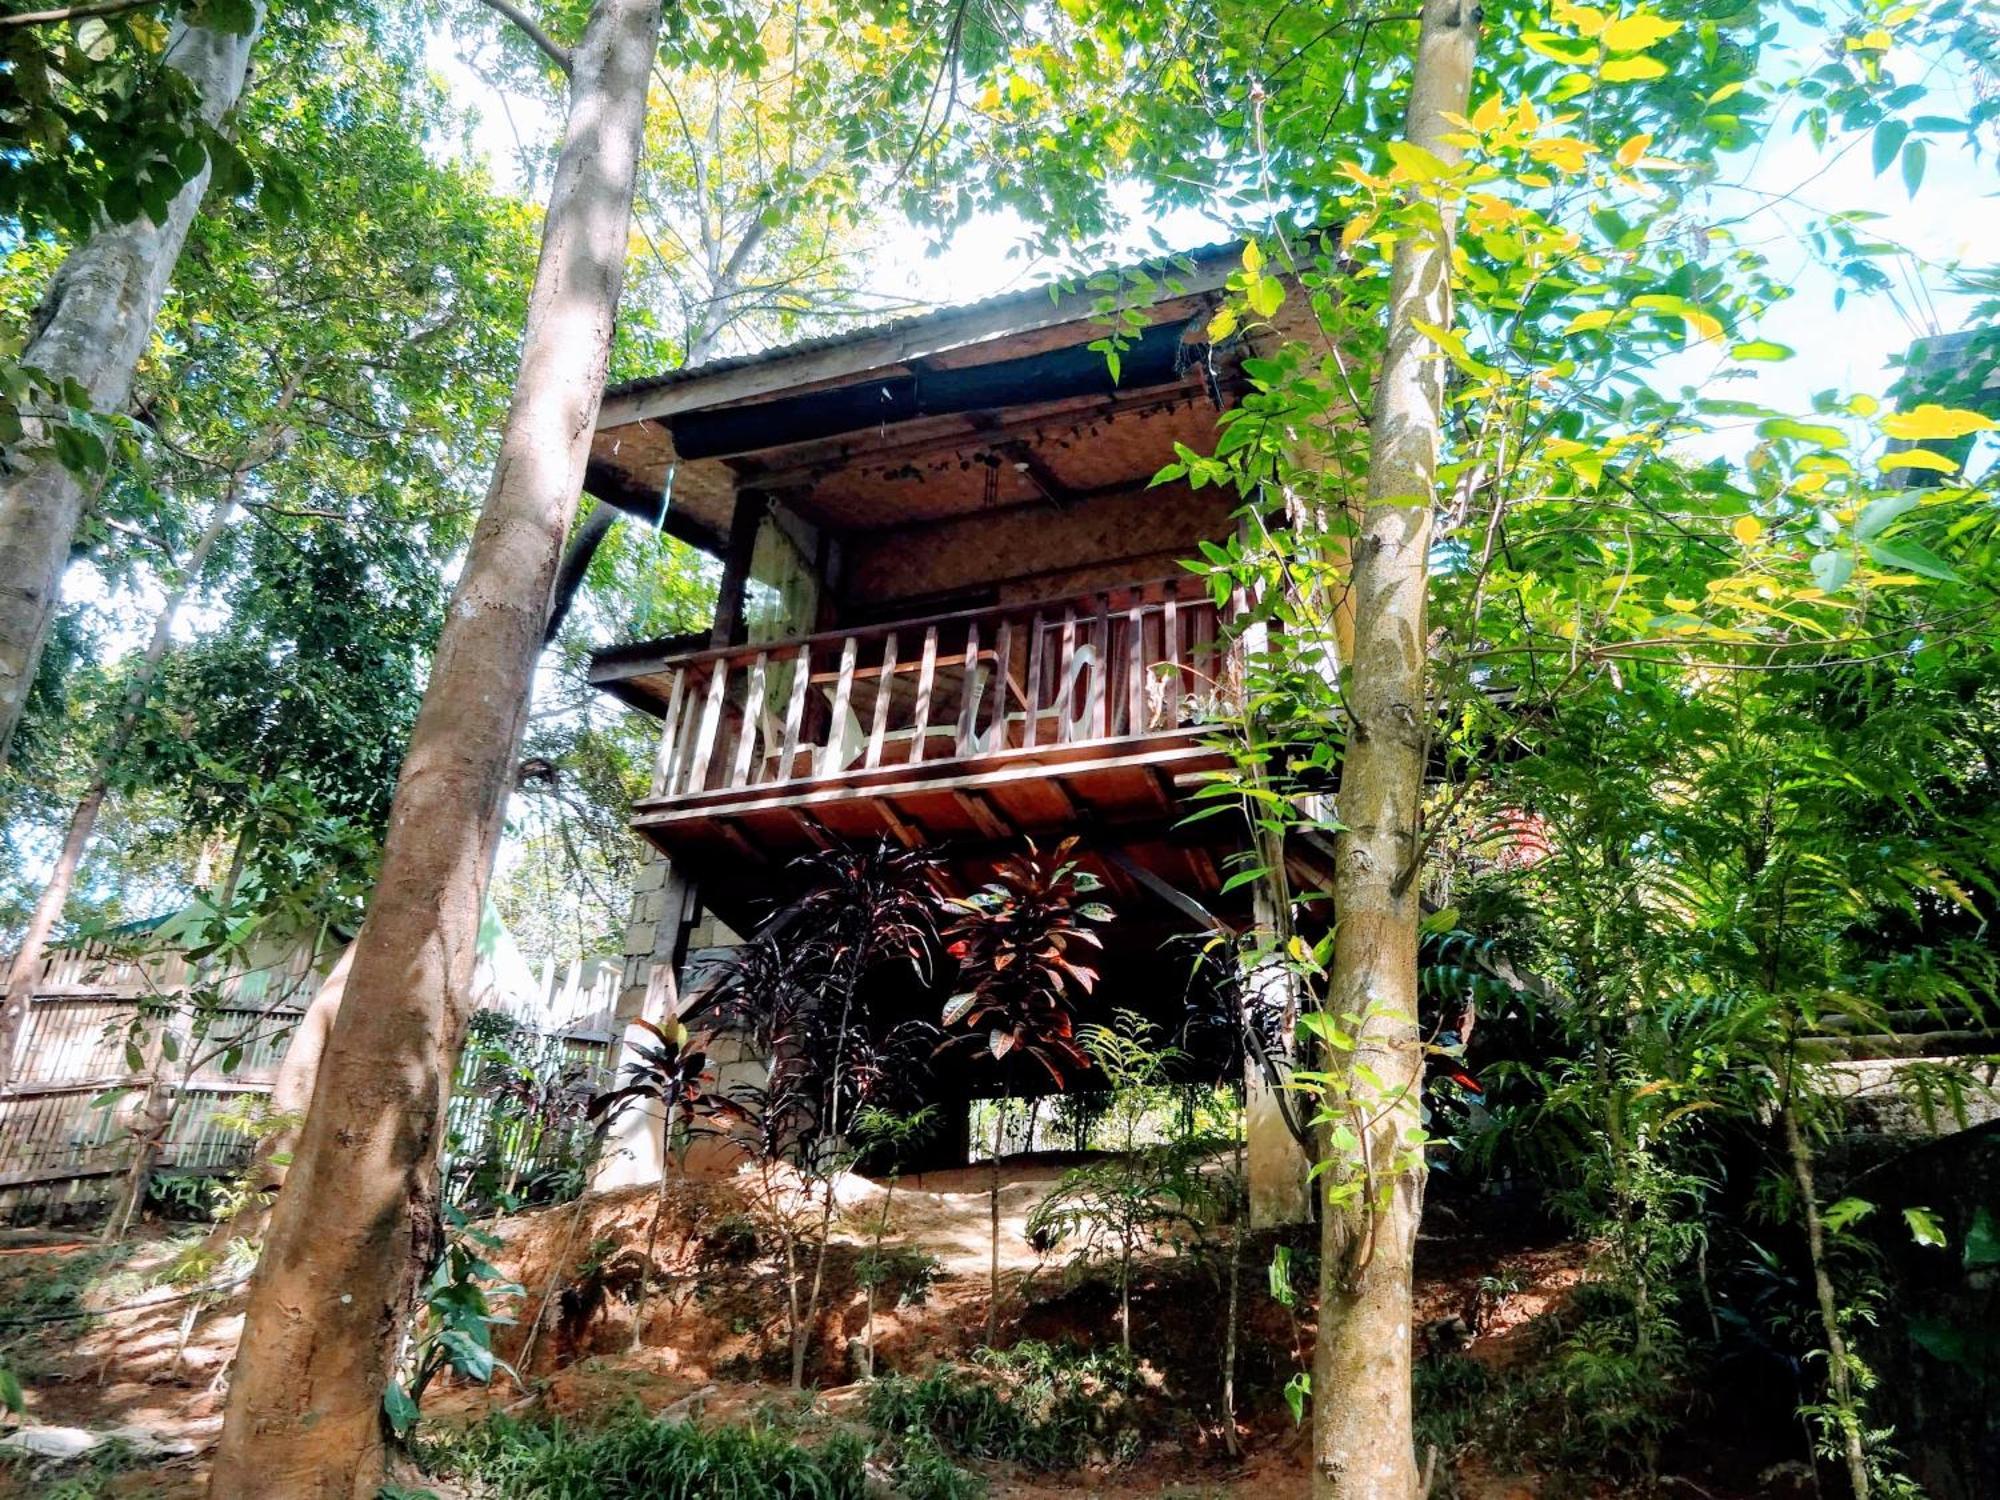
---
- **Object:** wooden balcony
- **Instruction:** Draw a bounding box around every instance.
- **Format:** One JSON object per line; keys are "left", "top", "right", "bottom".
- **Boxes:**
{"left": 612, "top": 577, "right": 1247, "bottom": 904}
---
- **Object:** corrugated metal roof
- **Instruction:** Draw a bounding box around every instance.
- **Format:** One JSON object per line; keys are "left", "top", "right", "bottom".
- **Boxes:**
{"left": 603, "top": 236, "right": 1246, "bottom": 403}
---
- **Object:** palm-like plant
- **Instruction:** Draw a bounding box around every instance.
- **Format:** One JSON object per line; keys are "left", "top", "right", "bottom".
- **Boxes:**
{"left": 694, "top": 838, "right": 943, "bottom": 1386}
{"left": 585, "top": 1018, "right": 730, "bottom": 1353}
{"left": 939, "top": 835, "right": 1114, "bottom": 1344}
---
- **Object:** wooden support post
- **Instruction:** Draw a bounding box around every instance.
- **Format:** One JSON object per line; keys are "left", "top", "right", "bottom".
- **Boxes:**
{"left": 710, "top": 489, "right": 768, "bottom": 648}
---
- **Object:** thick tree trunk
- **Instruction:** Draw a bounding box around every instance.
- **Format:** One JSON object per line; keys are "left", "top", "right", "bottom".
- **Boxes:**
{"left": 207, "top": 0, "right": 663, "bottom": 1491}
{"left": 1312, "top": 5, "right": 1475, "bottom": 1499}
{"left": 0, "top": 483, "right": 245, "bottom": 1087}
{"left": 0, "top": 11, "right": 262, "bottom": 769}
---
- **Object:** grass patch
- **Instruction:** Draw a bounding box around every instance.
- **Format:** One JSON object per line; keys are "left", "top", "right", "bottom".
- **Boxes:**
{"left": 865, "top": 1339, "right": 1143, "bottom": 1472}
{"left": 422, "top": 1410, "right": 870, "bottom": 1499}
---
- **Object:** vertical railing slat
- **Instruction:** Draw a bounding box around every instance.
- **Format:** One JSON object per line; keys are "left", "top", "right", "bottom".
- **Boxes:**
{"left": 821, "top": 634, "right": 859, "bottom": 775}
{"left": 1022, "top": 612, "right": 1046, "bottom": 749}
{"left": 685, "top": 657, "right": 731, "bottom": 795}
{"left": 1162, "top": 595, "right": 1181, "bottom": 723}
{"left": 778, "top": 641, "right": 812, "bottom": 783}
{"left": 1092, "top": 599, "right": 1111, "bottom": 740}
{"left": 866, "top": 632, "right": 898, "bottom": 769}
{"left": 650, "top": 668, "right": 689, "bottom": 797}
{"left": 1055, "top": 609, "right": 1079, "bottom": 742}
{"left": 731, "top": 653, "right": 768, "bottom": 788}
{"left": 987, "top": 619, "right": 1014, "bottom": 753}
{"left": 1126, "top": 602, "right": 1145, "bottom": 736}
{"left": 954, "top": 619, "right": 983, "bottom": 756}
{"left": 909, "top": 627, "right": 938, "bottom": 764}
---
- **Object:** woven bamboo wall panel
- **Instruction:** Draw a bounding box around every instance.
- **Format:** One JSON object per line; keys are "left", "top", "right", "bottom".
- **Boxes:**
{"left": 842, "top": 482, "right": 1235, "bottom": 605}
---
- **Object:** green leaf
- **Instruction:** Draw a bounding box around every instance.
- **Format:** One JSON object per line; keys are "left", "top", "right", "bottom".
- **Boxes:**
{"left": 1810, "top": 550, "right": 1855, "bottom": 592}
{"left": 1850, "top": 493, "right": 1917, "bottom": 541}
{"left": 383, "top": 1379, "right": 420, "bottom": 1438}
{"left": 1823, "top": 1196, "right": 1876, "bottom": 1233}
{"left": 1866, "top": 537, "right": 1958, "bottom": 581}
{"left": 0, "top": 1366, "right": 20, "bottom": 1414}
{"left": 1964, "top": 1207, "right": 2000, "bottom": 1269}
{"left": 1904, "top": 1206, "right": 1947, "bottom": 1249}
{"left": 1871, "top": 119, "right": 1910, "bottom": 176}
{"left": 1755, "top": 417, "right": 1847, "bottom": 448}
{"left": 1901, "top": 138, "right": 1927, "bottom": 197}
{"left": 1283, "top": 1371, "right": 1311, "bottom": 1425}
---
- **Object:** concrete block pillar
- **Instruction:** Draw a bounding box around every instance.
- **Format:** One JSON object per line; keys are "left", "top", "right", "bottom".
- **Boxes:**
{"left": 592, "top": 851, "right": 689, "bottom": 1190}
{"left": 1246, "top": 882, "right": 1314, "bottom": 1227}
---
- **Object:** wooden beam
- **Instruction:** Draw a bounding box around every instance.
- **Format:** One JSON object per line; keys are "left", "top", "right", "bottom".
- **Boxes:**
{"left": 584, "top": 457, "right": 728, "bottom": 554}
{"left": 716, "top": 822, "right": 768, "bottom": 867}
{"left": 954, "top": 789, "right": 1013, "bottom": 841}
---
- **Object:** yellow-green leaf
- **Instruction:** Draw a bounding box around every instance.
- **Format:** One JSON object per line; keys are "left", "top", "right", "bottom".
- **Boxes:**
{"left": 1564, "top": 309, "right": 1616, "bottom": 334}
{"left": 1730, "top": 340, "right": 1793, "bottom": 362}
{"left": 1247, "top": 275, "right": 1285, "bottom": 318}
{"left": 1242, "top": 239, "right": 1265, "bottom": 275}
{"left": 1879, "top": 448, "right": 1960, "bottom": 474}
{"left": 1386, "top": 140, "right": 1450, "bottom": 181}
{"left": 1207, "top": 306, "right": 1239, "bottom": 342}
{"left": 1601, "top": 13, "right": 1679, "bottom": 51}
{"left": 1524, "top": 31, "right": 1601, "bottom": 65}
{"left": 1600, "top": 54, "right": 1668, "bottom": 81}
{"left": 1552, "top": 0, "right": 1607, "bottom": 37}
{"left": 1879, "top": 404, "right": 1996, "bottom": 441}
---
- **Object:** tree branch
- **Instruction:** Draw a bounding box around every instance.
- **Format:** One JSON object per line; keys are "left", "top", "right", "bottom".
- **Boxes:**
{"left": 0, "top": 0, "right": 159, "bottom": 31}
{"left": 474, "top": 0, "right": 572, "bottom": 77}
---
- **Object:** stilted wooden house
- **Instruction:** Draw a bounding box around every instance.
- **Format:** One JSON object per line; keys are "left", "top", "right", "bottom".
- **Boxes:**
{"left": 587, "top": 242, "right": 1315, "bottom": 1215}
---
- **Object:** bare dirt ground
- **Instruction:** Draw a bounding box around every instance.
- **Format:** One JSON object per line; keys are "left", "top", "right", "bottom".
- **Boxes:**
{"left": 0, "top": 1161, "right": 1597, "bottom": 1498}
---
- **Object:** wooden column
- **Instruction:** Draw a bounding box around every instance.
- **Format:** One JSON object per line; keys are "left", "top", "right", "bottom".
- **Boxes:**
{"left": 710, "top": 489, "right": 768, "bottom": 648}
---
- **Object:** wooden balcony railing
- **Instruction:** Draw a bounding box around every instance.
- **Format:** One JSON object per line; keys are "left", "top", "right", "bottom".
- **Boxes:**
{"left": 642, "top": 576, "right": 1236, "bottom": 815}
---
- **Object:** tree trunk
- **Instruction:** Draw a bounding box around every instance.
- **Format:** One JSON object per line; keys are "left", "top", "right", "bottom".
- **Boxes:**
{"left": 1313, "top": 5, "right": 1475, "bottom": 1499}
{"left": 0, "top": 9, "right": 263, "bottom": 770}
{"left": 201, "top": 943, "right": 353, "bottom": 1253}
{"left": 1784, "top": 1103, "right": 1871, "bottom": 1500}
{"left": 987, "top": 1097, "right": 1005, "bottom": 1347}
{"left": 0, "top": 482, "right": 245, "bottom": 1088}
{"left": 207, "top": 0, "right": 663, "bottom": 1490}
{"left": 1222, "top": 1132, "right": 1243, "bottom": 1458}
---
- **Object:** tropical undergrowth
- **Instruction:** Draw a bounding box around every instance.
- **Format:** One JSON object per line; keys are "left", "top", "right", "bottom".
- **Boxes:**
{"left": 866, "top": 1339, "right": 1147, "bottom": 1472}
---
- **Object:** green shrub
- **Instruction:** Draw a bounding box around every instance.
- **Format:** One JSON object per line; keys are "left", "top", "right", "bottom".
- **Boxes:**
{"left": 426, "top": 1411, "right": 869, "bottom": 1500}
{"left": 866, "top": 1340, "right": 1141, "bottom": 1472}
{"left": 886, "top": 1431, "right": 985, "bottom": 1500}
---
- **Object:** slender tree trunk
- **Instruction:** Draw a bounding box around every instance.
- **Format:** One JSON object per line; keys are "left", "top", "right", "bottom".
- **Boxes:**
{"left": 202, "top": 943, "right": 352, "bottom": 1252}
{"left": 1784, "top": 1103, "right": 1870, "bottom": 1500}
{"left": 0, "top": 10, "right": 263, "bottom": 768}
{"left": 863, "top": 1171, "right": 896, "bottom": 1379}
{"left": 631, "top": 1169, "right": 670, "bottom": 1353}
{"left": 208, "top": 1, "right": 663, "bottom": 1491}
{"left": 987, "top": 1097, "right": 1005, "bottom": 1347}
{"left": 1222, "top": 1132, "right": 1243, "bottom": 1458}
{"left": 0, "top": 482, "right": 245, "bottom": 1087}
{"left": 1313, "top": 6, "right": 1475, "bottom": 1498}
